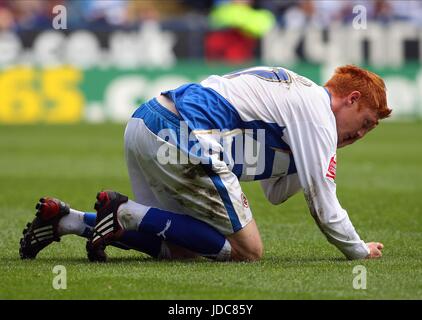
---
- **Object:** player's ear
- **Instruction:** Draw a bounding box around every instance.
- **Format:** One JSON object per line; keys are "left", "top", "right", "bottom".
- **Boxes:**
{"left": 348, "top": 91, "right": 361, "bottom": 106}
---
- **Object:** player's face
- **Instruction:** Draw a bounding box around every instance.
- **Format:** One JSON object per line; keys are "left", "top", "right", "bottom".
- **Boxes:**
{"left": 336, "top": 103, "right": 379, "bottom": 148}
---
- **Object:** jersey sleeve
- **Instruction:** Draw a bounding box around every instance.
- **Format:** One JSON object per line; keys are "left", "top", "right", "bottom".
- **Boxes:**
{"left": 284, "top": 121, "right": 370, "bottom": 260}
{"left": 260, "top": 174, "right": 301, "bottom": 205}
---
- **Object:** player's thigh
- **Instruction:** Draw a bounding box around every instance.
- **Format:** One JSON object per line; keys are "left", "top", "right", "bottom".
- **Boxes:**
{"left": 145, "top": 159, "right": 252, "bottom": 236}
{"left": 125, "top": 116, "right": 256, "bottom": 242}
{"left": 132, "top": 155, "right": 254, "bottom": 237}
{"left": 124, "top": 118, "right": 161, "bottom": 207}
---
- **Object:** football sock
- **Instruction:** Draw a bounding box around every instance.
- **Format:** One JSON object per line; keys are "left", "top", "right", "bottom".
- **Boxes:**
{"left": 117, "top": 200, "right": 232, "bottom": 260}
{"left": 83, "top": 212, "right": 96, "bottom": 227}
{"left": 74, "top": 209, "right": 165, "bottom": 258}
{"left": 57, "top": 209, "right": 93, "bottom": 237}
{"left": 115, "top": 231, "right": 163, "bottom": 258}
{"left": 58, "top": 204, "right": 230, "bottom": 260}
{"left": 57, "top": 209, "right": 165, "bottom": 258}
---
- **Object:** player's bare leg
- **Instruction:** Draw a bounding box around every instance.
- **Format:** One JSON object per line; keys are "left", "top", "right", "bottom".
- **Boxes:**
{"left": 156, "top": 220, "right": 263, "bottom": 262}
{"left": 102, "top": 190, "right": 264, "bottom": 262}
{"left": 227, "top": 219, "right": 263, "bottom": 261}
{"left": 21, "top": 191, "right": 261, "bottom": 262}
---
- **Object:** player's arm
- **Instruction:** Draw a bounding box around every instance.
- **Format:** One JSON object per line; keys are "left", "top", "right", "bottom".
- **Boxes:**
{"left": 260, "top": 174, "right": 301, "bottom": 205}
{"left": 285, "top": 121, "right": 371, "bottom": 260}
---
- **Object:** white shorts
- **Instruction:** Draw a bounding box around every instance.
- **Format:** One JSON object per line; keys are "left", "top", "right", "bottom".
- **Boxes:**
{"left": 124, "top": 98, "right": 253, "bottom": 235}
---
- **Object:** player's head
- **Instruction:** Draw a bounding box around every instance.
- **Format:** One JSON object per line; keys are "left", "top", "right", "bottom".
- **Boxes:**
{"left": 324, "top": 65, "right": 392, "bottom": 148}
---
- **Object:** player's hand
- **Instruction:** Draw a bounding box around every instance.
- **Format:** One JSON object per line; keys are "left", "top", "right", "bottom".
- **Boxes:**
{"left": 365, "top": 242, "right": 384, "bottom": 259}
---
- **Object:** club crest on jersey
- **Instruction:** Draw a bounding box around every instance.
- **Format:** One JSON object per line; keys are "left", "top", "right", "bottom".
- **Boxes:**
{"left": 326, "top": 155, "right": 337, "bottom": 180}
{"left": 241, "top": 193, "right": 249, "bottom": 208}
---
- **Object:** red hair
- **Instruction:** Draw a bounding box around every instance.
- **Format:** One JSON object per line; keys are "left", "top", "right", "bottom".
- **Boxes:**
{"left": 325, "top": 65, "right": 392, "bottom": 119}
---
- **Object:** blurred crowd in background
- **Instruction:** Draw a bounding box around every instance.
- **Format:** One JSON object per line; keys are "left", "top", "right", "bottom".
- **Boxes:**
{"left": 0, "top": 1, "right": 421, "bottom": 120}
{"left": 0, "top": 0, "right": 421, "bottom": 64}
{"left": 0, "top": 0, "right": 421, "bottom": 33}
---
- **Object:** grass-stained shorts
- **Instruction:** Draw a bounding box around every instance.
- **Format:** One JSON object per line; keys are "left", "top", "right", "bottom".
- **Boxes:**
{"left": 124, "top": 98, "right": 253, "bottom": 235}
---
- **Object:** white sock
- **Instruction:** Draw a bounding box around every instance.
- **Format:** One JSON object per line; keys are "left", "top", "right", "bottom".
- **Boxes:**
{"left": 216, "top": 239, "right": 232, "bottom": 261}
{"left": 117, "top": 200, "right": 150, "bottom": 231}
{"left": 57, "top": 209, "right": 91, "bottom": 236}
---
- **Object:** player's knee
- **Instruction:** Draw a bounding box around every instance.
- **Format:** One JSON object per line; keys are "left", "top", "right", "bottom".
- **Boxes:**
{"left": 251, "top": 242, "right": 264, "bottom": 261}
{"left": 227, "top": 219, "right": 263, "bottom": 261}
{"left": 240, "top": 248, "right": 263, "bottom": 262}
{"left": 233, "top": 242, "right": 263, "bottom": 262}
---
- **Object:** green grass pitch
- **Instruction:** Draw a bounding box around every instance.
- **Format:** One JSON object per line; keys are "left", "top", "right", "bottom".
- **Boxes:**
{"left": 0, "top": 122, "right": 421, "bottom": 299}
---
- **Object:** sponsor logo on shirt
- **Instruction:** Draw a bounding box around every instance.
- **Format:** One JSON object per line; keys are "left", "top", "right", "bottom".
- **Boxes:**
{"left": 326, "top": 155, "right": 337, "bottom": 180}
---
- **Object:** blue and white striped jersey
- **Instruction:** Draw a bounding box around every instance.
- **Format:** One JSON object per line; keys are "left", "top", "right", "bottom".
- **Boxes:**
{"left": 163, "top": 66, "right": 370, "bottom": 259}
